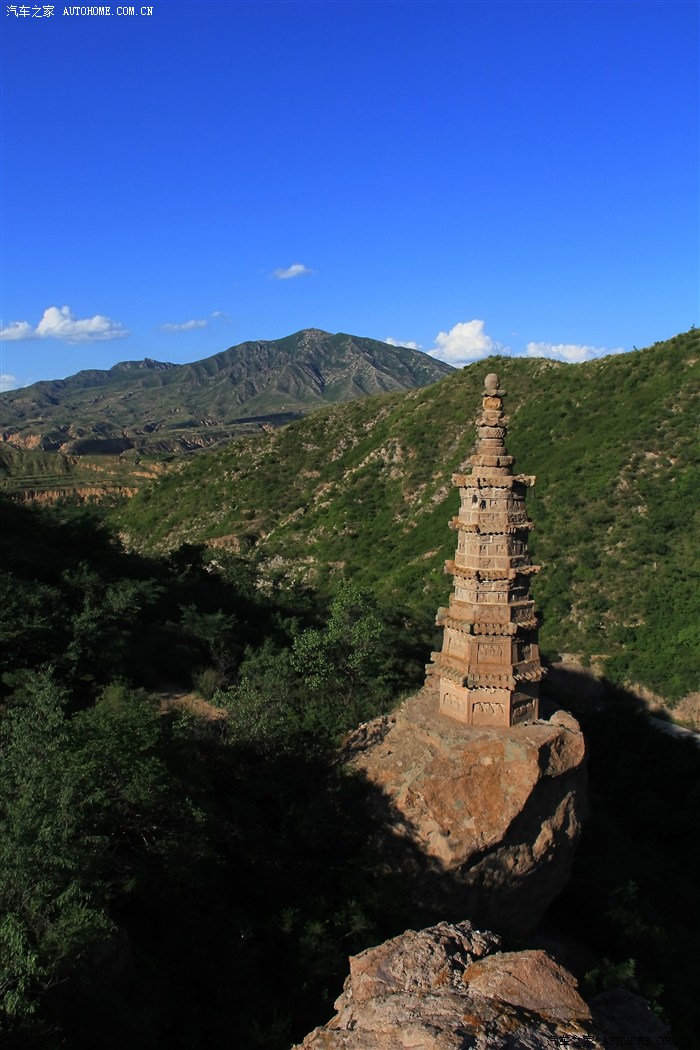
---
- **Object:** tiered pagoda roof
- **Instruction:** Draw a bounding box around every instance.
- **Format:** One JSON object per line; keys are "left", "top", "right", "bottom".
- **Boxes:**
{"left": 425, "top": 372, "right": 543, "bottom": 726}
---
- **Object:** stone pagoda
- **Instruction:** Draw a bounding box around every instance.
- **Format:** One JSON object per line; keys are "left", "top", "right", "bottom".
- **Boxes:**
{"left": 426, "top": 373, "right": 543, "bottom": 726}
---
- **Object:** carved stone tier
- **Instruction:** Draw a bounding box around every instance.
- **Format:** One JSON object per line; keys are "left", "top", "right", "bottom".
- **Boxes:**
{"left": 436, "top": 611, "right": 539, "bottom": 635}
{"left": 436, "top": 610, "right": 538, "bottom": 636}
{"left": 449, "top": 519, "right": 536, "bottom": 535}
{"left": 441, "top": 595, "right": 538, "bottom": 626}
{"left": 425, "top": 372, "right": 543, "bottom": 727}
{"left": 445, "top": 561, "right": 541, "bottom": 580}
{"left": 451, "top": 473, "right": 537, "bottom": 488}
{"left": 470, "top": 454, "right": 514, "bottom": 468}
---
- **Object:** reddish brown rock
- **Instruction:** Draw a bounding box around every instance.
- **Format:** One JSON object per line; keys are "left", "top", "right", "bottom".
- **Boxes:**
{"left": 342, "top": 686, "right": 586, "bottom": 936}
{"left": 346, "top": 922, "right": 500, "bottom": 1005}
{"left": 463, "top": 949, "right": 591, "bottom": 1023}
{"left": 294, "top": 921, "right": 602, "bottom": 1049}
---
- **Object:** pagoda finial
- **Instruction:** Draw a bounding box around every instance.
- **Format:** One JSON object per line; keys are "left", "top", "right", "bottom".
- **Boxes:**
{"left": 484, "top": 372, "right": 500, "bottom": 394}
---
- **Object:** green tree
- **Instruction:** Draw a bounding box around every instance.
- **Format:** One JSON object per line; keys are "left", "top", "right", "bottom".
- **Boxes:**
{"left": 291, "top": 583, "right": 388, "bottom": 736}
{"left": 0, "top": 673, "right": 198, "bottom": 1027}
{"left": 217, "top": 641, "right": 300, "bottom": 753}
{"left": 0, "top": 672, "right": 112, "bottom": 1023}
{"left": 179, "top": 604, "right": 239, "bottom": 696}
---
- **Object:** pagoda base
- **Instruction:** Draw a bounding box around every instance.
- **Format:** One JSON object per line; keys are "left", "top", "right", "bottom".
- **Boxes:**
{"left": 438, "top": 679, "right": 538, "bottom": 727}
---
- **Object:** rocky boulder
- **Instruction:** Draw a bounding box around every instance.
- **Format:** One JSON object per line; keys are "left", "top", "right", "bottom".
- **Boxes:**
{"left": 342, "top": 685, "right": 587, "bottom": 936}
{"left": 294, "top": 920, "right": 602, "bottom": 1049}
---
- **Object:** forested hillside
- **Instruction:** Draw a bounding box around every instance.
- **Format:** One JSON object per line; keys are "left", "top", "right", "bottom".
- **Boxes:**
{"left": 117, "top": 329, "right": 700, "bottom": 702}
{"left": 3, "top": 328, "right": 700, "bottom": 1046}
{"left": 0, "top": 498, "right": 414, "bottom": 1047}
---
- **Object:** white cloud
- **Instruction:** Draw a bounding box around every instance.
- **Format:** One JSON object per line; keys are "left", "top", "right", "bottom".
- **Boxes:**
{"left": 525, "top": 341, "right": 626, "bottom": 363}
{"left": 0, "top": 373, "right": 18, "bottom": 391}
{"left": 163, "top": 311, "right": 229, "bottom": 330}
{"left": 271, "top": 262, "right": 313, "bottom": 280}
{"left": 427, "top": 320, "right": 504, "bottom": 365}
{"left": 385, "top": 336, "right": 422, "bottom": 351}
{"left": 161, "top": 318, "right": 209, "bottom": 332}
{"left": 0, "top": 306, "right": 125, "bottom": 344}
{"left": 0, "top": 321, "right": 34, "bottom": 341}
{"left": 1, "top": 307, "right": 127, "bottom": 343}
{"left": 36, "top": 305, "right": 127, "bottom": 342}
{"left": 384, "top": 321, "right": 629, "bottom": 367}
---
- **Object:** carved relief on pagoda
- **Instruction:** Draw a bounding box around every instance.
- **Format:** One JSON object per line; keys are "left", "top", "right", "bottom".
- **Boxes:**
{"left": 455, "top": 535, "right": 532, "bottom": 573}
{"left": 443, "top": 628, "right": 469, "bottom": 660}
{"left": 512, "top": 638, "right": 540, "bottom": 664}
{"left": 470, "top": 604, "right": 511, "bottom": 626}
{"left": 471, "top": 700, "right": 506, "bottom": 726}
{"left": 476, "top": 639, "right": 509, "bottom": 665}
{"left": 459, "top": 509, "right": 531, "bottom": 529}
{"left": 440, "top": 689, "right": 470, "bottom": 721}
{"left": 511, "top": 694, "right": 539, "bottom": 724}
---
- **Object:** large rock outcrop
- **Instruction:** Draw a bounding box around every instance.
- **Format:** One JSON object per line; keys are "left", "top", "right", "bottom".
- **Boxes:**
{"left": 342, "top": 686, "right": 586, "bottom": 935}
{"left": 295, "top": 921, "right": 674, "bottom": 1049}
{"left": 294, "top": 920, "right": 601, "bottom": 1048}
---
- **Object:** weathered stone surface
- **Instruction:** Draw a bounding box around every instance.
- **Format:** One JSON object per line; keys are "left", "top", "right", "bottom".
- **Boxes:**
{"left": 343, "top": 685, "right": 586, "bottom": 936}
{"left": 463, "top": 950, "right": 591, "bottom": 1023}
{"left": 346, "top": 922, "right": 500, "bottom": 1005}
{"left": 294, "top": 921, "right": 603, "bottom": 1049}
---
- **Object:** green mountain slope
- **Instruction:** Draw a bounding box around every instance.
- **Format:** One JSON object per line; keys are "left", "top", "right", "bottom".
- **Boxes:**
{"left": 0, "top": 329, "right": 453, "bottom": 456}
{"left": 116, "top": 329, "right": 700, "bottom": 700}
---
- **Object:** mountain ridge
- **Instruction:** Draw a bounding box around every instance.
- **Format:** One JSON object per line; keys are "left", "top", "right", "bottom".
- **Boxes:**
{"left": 0, "top": 329, "right": 453, "bottom": 456}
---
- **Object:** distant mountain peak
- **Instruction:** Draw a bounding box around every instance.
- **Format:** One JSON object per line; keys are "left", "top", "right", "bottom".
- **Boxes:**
{"left": 297, "top": 327, "right": 332, "bottom": 338}
{"left": 0, "top": 329, "right": 453, "bottom": 456}
{"left": 110, "top": 358, "right": 175, "bottom": 373}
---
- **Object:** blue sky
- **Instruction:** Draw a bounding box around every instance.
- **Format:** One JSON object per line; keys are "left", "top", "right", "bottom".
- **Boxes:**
{"left": 1, "top": 0, "right": 698, "bottom": 390}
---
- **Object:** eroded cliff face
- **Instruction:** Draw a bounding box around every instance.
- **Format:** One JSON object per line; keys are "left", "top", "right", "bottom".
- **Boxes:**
{"left": 342, "top": 685, "right": 587, "bottom": 936}
{"left": 10, "top": 485, "right": 139, "bottom": 504}
{"left": 294, "top": 921, "right": 673, "bottom": 1049}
